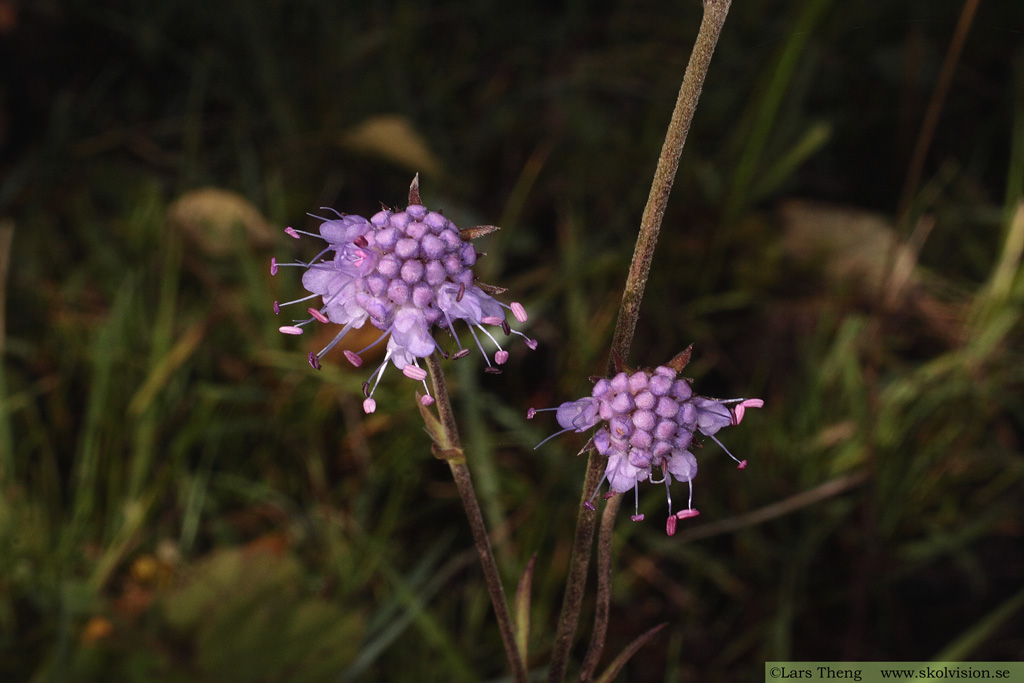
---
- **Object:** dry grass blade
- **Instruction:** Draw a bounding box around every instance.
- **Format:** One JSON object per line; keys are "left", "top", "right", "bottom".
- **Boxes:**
{"left": 671, "top": 471, "right": 870, "bottom": 544}
{"left": 896, "top": 0, "right": 982, "bottom": 222}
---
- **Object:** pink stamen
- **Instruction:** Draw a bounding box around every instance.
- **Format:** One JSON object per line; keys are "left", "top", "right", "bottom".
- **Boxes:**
{"left": 307, "top": 353, "right": 321, "bottom": 370}
{"left": 362, "top": 398, "right": 376, "bottom": 414}
{"left": 510, "top": 302, "right": 527, "bottom": 323}
{"left": 583, "top": 501, "right": 596, "bottom": 511}
{"left": 495, "top": 350, "right": 509, "bottom": 364}
{"left": 403, "top": 364, "right": 428, "bottom": 381}
{"left": 343, "top": 350, "right": 363, "bottom": 367}
{"left": 524, "top": 338, "right": 539, "bottom": 351}
{"left": 731, "top": 398, "right": 764, "bottom": 425}
{"left": 420, "top": 395, "right": 435, "bottom": 406}
{"left": 279, "top": 325, "right": 304, "bottom": 335}
{"left": 273, "top": 301, "right": 280, "bottom": 314}
{"left": 481, "top": 316, "right": 504, "bottom": 326}
{"left": 270, "top": 257, "right": 279, "bottom": 275}
{"left": 630, "top": 514, "right": 645, "bottom": 522}
{"left": 308, "top": 307, "right": 329, "bottom": 323}
{"left": 527, "top": 407, "right": 537, "bottom": 419}
{"left": 451, "top": 349, "right": 471, "bottom": 359}
{"left": 284, "top": 227, "right": 300, "bottom": 239}
{"left": 666, "top": 515, "right": 678, "bottom": 536}
{"left": 737, "top": 460, "right": 748, "bottom": 469}
{"left": 675, "top": 509, "right": 700, "bottom": 520}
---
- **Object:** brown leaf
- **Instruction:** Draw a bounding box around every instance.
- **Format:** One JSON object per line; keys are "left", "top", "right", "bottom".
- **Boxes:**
{"left": 340, "top": 115, "right": 444, "bottom": 177}
{"left": 778, "top": 199, "right": 918, "bottom": 302}
{"left": 168, "top": 188, "right": 276, "bottom": 256}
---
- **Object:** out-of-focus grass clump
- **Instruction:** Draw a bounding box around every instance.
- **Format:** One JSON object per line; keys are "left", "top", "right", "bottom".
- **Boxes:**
{"left": 1, "top": 0, "right": 1021, "bottom": 681}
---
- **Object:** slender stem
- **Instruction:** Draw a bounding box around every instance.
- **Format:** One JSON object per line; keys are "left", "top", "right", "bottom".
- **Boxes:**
{"left": 427, "top": 350, "right": 461, "bottom": 450}
{"left": 546, "top": 3, "right": 733, "bottom": 681}
{"left": 425, "top": 352, "right": 528, "bottom": 683}
{"left": 545, "top": 451, "right": 603, "bottom": 683}
{"left": 578, "top": 494, "right": 622, "bottom": 682}
{"left": 609, "top": 0, "right": 733, "bottom": 364}
{"left": 895, "top": 0, "right": 981, "bottom": 223}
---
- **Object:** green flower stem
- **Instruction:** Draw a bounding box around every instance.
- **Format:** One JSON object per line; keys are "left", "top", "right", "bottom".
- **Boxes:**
{"left": 546, "top": 3, "right": 733, "bottom": 681}
{"left": 425, "top": 352, "right": 528, "bottom": 683}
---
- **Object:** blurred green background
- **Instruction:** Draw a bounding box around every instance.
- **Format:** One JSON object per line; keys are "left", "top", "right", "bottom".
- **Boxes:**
{"left": 1, "top": 0, "right": 1022, "bottom": 681}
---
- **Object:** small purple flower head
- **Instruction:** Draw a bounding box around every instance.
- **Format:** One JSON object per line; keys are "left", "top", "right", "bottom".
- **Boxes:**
{"left": 528, "top": 348, "right": 762, "bottom": 535}
{"left": 274, "top": 177, "right": 536, "bottom": 412}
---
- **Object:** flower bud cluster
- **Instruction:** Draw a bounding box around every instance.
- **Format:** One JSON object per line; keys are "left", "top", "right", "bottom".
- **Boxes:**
{"left": 530, "top": 364, "right": 762, "bottom": 535}
{"left": 274, "top": 202, "right": 535, "bottom": 413}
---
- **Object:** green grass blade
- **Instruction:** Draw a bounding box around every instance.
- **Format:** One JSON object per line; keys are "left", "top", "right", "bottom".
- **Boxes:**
{"left": 931, "top": 586, "right": 1024, "bottom": 662}
{"left": 723, "top": 0, "right": 833, "bottom": 223}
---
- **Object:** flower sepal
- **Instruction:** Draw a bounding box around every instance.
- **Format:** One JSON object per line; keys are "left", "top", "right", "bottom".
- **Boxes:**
{"left": 417, "top": 390, "right": 445, "bottom": 445}
{"left": 666, "top": 344, "right": 693, "bottom": 373}
{"left": 460, "top": 224, "right": 501, "bottom": 241}
{"left": 431, "top": 444, "right": 466, "bottom": 464}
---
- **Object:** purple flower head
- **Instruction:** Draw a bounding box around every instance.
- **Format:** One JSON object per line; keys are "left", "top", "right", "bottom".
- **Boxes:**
{"left": 274, "top": 178, "right": 536, "bottom": 412}
{"left": 528, "top": 347, "right": 762, "bottom": 535}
